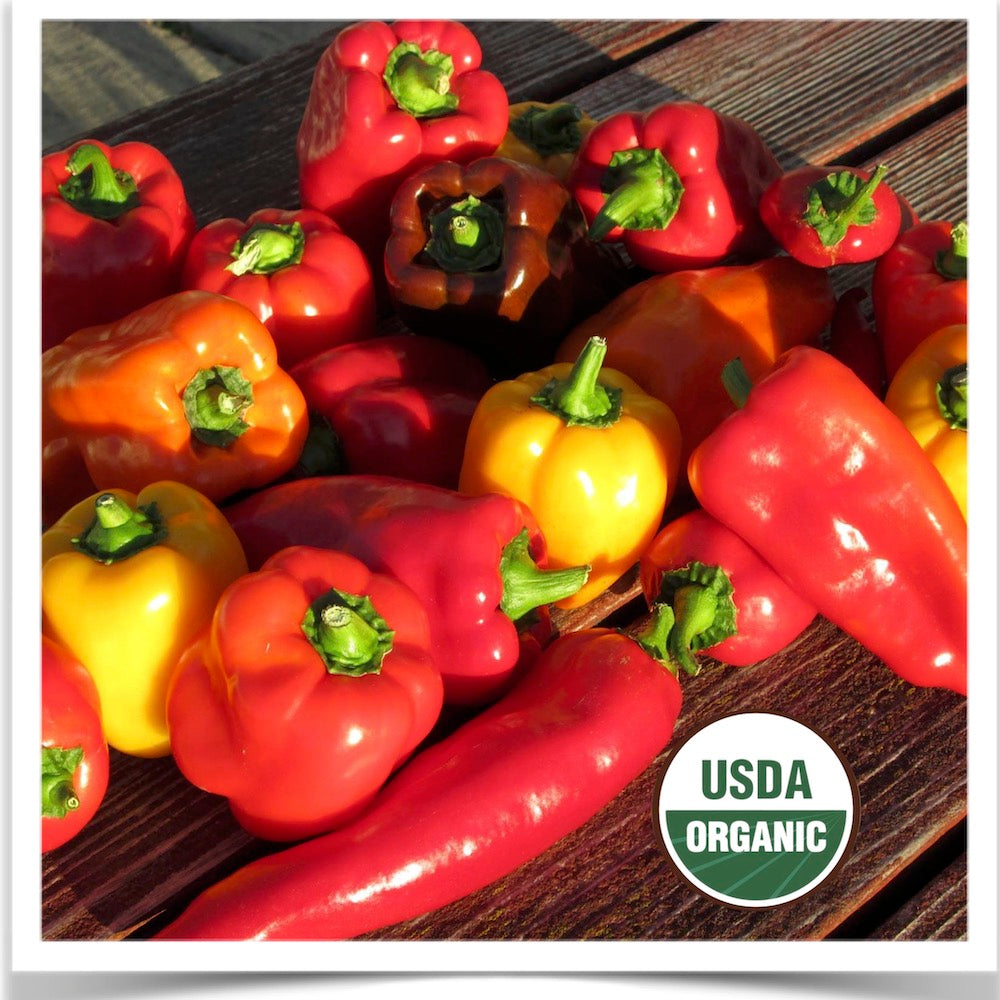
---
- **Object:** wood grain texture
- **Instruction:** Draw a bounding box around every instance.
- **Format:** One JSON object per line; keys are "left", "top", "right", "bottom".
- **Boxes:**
{"left": 868, "top": 855, "right": 967, "bottom": 940}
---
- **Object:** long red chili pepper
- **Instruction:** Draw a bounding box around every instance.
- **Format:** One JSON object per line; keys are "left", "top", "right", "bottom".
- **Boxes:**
{"left": 154, "top": 606, "right": 683, "bottom": 940}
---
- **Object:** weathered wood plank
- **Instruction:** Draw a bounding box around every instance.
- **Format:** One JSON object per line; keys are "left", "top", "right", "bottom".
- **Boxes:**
{"left": 868, "top": 854, "right": 968, "bottom": 941}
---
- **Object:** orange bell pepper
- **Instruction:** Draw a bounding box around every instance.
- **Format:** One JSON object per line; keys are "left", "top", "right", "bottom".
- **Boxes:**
{"left": 42, "top": 290, "right": 309, "bottom": 513}
{"left": 556, "top": 257, "right": 836, "bottom": 470}
{"left": 494, "top": 101, "right": 597, "bottom": 183}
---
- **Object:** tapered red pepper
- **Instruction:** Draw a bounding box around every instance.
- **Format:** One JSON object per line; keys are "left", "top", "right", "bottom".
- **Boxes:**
{"left": 289, "top": 335, "right": 493, "bottom": 488}
{"left": 871, "top": 220, "right": 968, "bottom": 379}
{"left": 42, "top": 636, "right": 109, "bottom": 853}
{"left": 688, "top": 346, "right": 967, "bottom": 695}
{"left": 42, "top": 290, "right": 309, "bottom": 512}
{"left": 567, "top": 101, "right": 782, "bottom": 271}
{"left": 179, "top": 208, "right": 377, "bottom": 368}
{"left": 42, "top": 139, "right": 195, "bottom": 351}
{"left": 494, "top": 101, "right": 597, "bottom": 182}
{"left": 167, "top": 546, "right": 443, "bottom": 841}
{"left": 156, "top": 605, "right": 683, "bottom": 940}
{"left": 640, "top": 509, "right": 817, "bottom": 672}
{"left": 223, "top": 476, "right": 589, "bottom": 706}
{"left": 297, "top": 20, "right": 508, "bottom": 270}
{"left": 459, "top": 336, "right": 682, "bottom": 607}
{"left": 385, "top": 155, "right": 615, "bottom": 377}
{"left": 42, "top": 482, "right": 249, "bottom": 756}
{"left": 885, "top": 323, "right": 967, "bottom": 520}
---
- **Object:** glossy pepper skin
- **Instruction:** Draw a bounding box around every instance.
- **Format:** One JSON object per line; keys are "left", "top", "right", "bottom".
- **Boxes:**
{"left": 42, "top": 636, "right": 110, "bottom": 853}
{"left": 223, "top": 475, "right": 589, "bottom": 707}
{"left": 42, "top": 139, "right": 195, "bottom": 351}
{"left": 42, "top": 290, "right": 309, "bottom": 513}
{"left": 155, "top": 606, "right": 683, "bottom": 940}
{"left": 494, "top": 101, "right": 597, "bottom": 182}
{"left": 758, "top": 163, "right": 902, "bottom": 267}
{"left": 385, "top": 156, "right": 614, "bottom": 377}
{"left": 179, "top": 208, "right": 377, "bottom": 369}
{"left": 459, "top": 336, "right": 682, "bottom": 607}
{"left": 557, "top": 257, "right": 836, "bottom": 471}
{"left": 297, "top": 20, "right": 508, "bottom": 269}
{"left": 167, "top": 546, "right": 443, "bottom": 842}
{"left": 42, "top": 482, "right": 249, "bottom": 757}
{"left": 872, "top": 220, "right": 968, "bottom": 379}
{"left": 567, "top": 101, "right": 782, "bottom": 272}
{"left": 290, "top": 335, "right": 493, "bottom": 489}
{"left": 885, "top": 324, "right": 967, "bottom": 520}
{"left": 688, "top": 346, "right": 967, "bottom": 696}
{"left": 640, "top": 509, "right": 817, "bottom": 672}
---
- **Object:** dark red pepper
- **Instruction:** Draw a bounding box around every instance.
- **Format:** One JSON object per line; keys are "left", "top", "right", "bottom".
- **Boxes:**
{"left": 640, "top": 508, "right": 817, "bottom": 672}
{"left": 42, "top": 139, "right": 195, "bottom": 351}
{"left": 154, "top": 605, "right": 683, "bottom": 940}
{"left": 289, "top": 335, "right": 493, "bottom": 489}
{"left": 179, "top": 208, "right": 377, "bottom": 369}
{"left": 223, "top": 476, "right": 590, "bottom": 706}
{"left": 827, "top": 287, "right": 886, "bottom": 397}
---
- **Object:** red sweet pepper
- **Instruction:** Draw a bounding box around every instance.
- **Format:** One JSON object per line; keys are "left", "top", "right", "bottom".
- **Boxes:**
{"left": 223, "top": 476, "right": 590, "bottom": 706}
{"left": 179, "top": 208, "right": 377, "bottom": 369}
{"left": 42, "top": 139, "right": 195, "bottom": 351}
{"left": 640, "top": 508, "right": 817, "bottom": 673}
{"left": 871, "top": 220, "right": 968, "bottom": 379}
{"left": 289, "top": 335, "right": 493, "bottom": 489}
{"left": 297, "top": 20, "right": 508, "bottom": 269}
{"left": 688, "top": 346, "right": 967, "bottom": 695}
{"left": 42, "top": 636, "right": 110, "bottom": 853}
{"left": 567, "top": 101, "right": 782, "bottom": 271}
{"left": 155, "top": 605, "right": 683, "bottom": 940}
{"left": 167, "top": 546, "right": 443, "bottom": 842}
{"left": 828, "top": 287, "right": 886, "bottom": 397}
{"left": 758, "top": 163, "right": 902, "bottom": 267}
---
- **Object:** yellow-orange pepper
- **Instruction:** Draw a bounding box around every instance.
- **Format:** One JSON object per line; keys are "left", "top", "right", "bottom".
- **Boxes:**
{"left": 884, "top": 323, "right": 967, "bottom": 519}
{"left": 458, "top": 336, "right": 681, "bottom": 608}
{"left": 494, "top": 101, "right": 597, "bottom": 183}
{"left": 41, "top": 481, "right": 249, "bottom": 757}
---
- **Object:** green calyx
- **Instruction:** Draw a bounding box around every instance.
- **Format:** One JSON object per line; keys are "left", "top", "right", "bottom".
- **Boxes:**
{"left": 57, "top": 143, "right": 140, "bottom": 221}
{"left": 498, "top": 528, "right": 590, "bottom": 622}
{"left": 71, "top": 494, "right": 166, "bottom": 564}
{"left": 721, "top": 357, "right": 753, "bottom": 409}
{"left": 42, "top": 746, "right": 83, "bottom": 818}
{"left": 936, "top": 362, "right": 968, "bottom": 430}
{"left": 632, "top": 603, "right": 679, "bottom": 677}
{"left": 182, "top": 365, "right": 254, "bottom": 447}
{"left": 802, "top": 164, "right": 888, "bottom": 248}
{"left": 384, "top": 41, "right": 459, "bottom": 118}
{"left": 657, "top": 561, "right": 738, "bottom": 677}
{"left": 936, "top": 221, "right": 968, "bottom": 280}
{"left": 423, "top": 195, "right": 505, "bottom": 273}
{"left": 510, "top": 103, "right": 584, "bottom": 157}
{"left": 301, "top": 588, "right": 395, "bottom": 677}
{"left": 589, "top": 146, "right": 684, "bottom": 242}
{"left": 292, "top": 413, "right": 347, "bottom": 478}
{"left": 530, "top": 336, "right": 623, "bottom": 428}
{"left": 227, "top": 221, "right": 306, "bottom": 276}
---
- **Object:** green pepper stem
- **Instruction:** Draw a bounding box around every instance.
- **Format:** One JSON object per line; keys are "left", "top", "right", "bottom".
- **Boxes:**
{"left": 721, "top": 358, "right": 754, "bottom": 408}
{"left": 510, "top": 103, "right": 584, "bottom": 157}
{"left": 292, "top": 415, "right": 346, "bottom": 478}
{"left": 424, "top": 195, "right": 505, "bottom": 273}
{"left": 668, "top": 585, "right": 721, "bottom": 677}
{"left": 936, "top": 362, "right": 968, "bottom": 430}
{"left": 58, "top": 143, "right": 140, "bottom": 221}
{"left": 384, "top": 42, "right": 459, "bottom": 118}
{"left": 499, "top": 528, "right": 590, "bottom": 622}
{"left": 633, "top": 603, "right": 679, "bottom": 676}
{"left": 936, "top": 221, "right": 968, "bottom": 280}
{"left": 589, "top": 147, "right": 683, "bottom": 242}
{"left": 301, "top": 588, "right": 394, "bottom": 676}
{"left": 530, "top": 336, "right": 623, "bottom": 427}
{"left": 42, "top": 745, "right": 84, "bottom": 818}
{"left": 182, "top": 366, "right": 254, "bottom": 448}
{"left": 227, "top": 222, "right": 305, "bottom": 276}
{"left": 71, "top": 494, "right": 165, "bottom": 564}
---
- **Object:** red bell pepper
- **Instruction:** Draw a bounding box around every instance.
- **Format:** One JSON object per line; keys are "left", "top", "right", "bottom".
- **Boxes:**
{"left": 289, "top": 335, "right": 493, "bottom": 489}
{"left": 224, "top": 476, "right": 590, "bottom": 706}
{"left": 758, "top": 163, "right": 902, "bottom": 267}
{"left": 179, "top": 208, "right": 377, "bottom": 369}
{"left": 567, "top": 101, "right": 782, "bottom": 271}
{"left": 828, "top": 287, "right": 886, "bottom": 397}
{"left": 155, "top": 605, "right": 683, "bottom": 940}
{"left": 42, "top": 139, "right": 195, "bottom": 351}
{"left": 167, "top": 546, "right": 443, "bottom": 842}
{"left": 297, "top": 20, "right": 508, "bottom": 270}
{"left": 42, "top": 636, "right": 109, "bottom": 853}
{"left": 871, "top": 220, "right": 968, "bottom": 379}
{"left": 640, "top": 509, "right": 817, "bottom": 673}
{"left": 688, "top": 346, "right": 967, "bottom": 695}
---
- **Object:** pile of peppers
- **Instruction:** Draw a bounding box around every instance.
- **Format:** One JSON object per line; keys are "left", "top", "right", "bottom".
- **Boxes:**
{"left": 39, "top": 18, "right": 968, "bottom": 942}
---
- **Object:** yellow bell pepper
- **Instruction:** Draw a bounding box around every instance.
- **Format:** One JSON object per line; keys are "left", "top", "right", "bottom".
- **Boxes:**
{"left": 458, "top": 336, "right": 682, "bottom": 608}
{"left": 41, "top": 481, "right": 249, "bottom": 757}
{"left": 494, "top": 101, "right": 597, "bottom": 183}
{"left": 884, "top": 323, "right": 967, "bottom": 519}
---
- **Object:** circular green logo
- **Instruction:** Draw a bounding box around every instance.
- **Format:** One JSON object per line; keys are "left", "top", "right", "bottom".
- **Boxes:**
{"left": 653, "top": 712, "right": 859, "bottom": 908}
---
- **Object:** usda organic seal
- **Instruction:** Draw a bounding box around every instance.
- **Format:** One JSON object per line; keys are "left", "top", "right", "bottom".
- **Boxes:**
{"left": 653, "top": 712, "right": 859, "bottom": 908}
